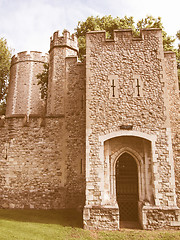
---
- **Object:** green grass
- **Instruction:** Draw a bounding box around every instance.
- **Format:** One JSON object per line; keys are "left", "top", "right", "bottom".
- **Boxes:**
{"left": 0, "top": 209, "right": 179, "bottom": 240}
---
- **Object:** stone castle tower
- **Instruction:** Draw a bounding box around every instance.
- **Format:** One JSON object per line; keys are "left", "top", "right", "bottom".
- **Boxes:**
{"left": 6, "top": 51, "right": 48, "bottom": 117}
{"left": 0, "top": 28, "right": 179, "bottom": 230}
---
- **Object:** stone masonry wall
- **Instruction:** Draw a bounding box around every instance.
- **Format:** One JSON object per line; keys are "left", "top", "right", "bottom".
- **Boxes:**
{"left": 1, "top": 30, "right": 86, "bottom": 210}
{"left": 64, "top": 57, "right": 86, "bottom": 208}
{"left": 47, "top": 47, "right": 66, "bottom": 115}
{"left": 6, "top": 51, "right": 48, "bottom": 117}
{"left": 46, "top": 30, "right": 86, "bottom": 208}
{"left": 0, "top": 114, "right": 86, "bottom": 209}
{"left": 1, "top": 28, "right": 179, "bottom": 230}
{"left": 85, "top": 29, "right": 177, "bottom": 209}
{"left": 142, "top": 206, "right": 180, "bottom": 230}
{"left": 164, "top": 52, "right": 180, "bottom": 207}
{"left": 0, "top": 116, "right": 66, "bottom": 209}
{"left": 47, "top": 31, "right": 78, "bottom": 115}
{"left": 83, "top": 206, "right": 119, "bottom": 230}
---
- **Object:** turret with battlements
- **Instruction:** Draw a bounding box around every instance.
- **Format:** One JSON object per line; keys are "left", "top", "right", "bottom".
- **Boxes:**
{"left": 50, "top": 30, "right": 78, "bottom": 53}
{"left": 6, "top": 51, "right": 48, "bottom": 117}
{"left": 1, "top": 28, "right": 180, "bottom": 231}
{"left": 47, "top": 30, "right": 78, "bottom": 116}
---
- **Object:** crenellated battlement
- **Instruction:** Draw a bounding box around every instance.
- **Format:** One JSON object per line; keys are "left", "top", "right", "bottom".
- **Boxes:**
{"left": 87, "top": 28, "right": 162, "bottom": 43}
{"left": 50, "top": 30, "right": 78, "bottom": 51}
{"left": 11, "top": 51, "right": 48, "bottom": 66}
{"left": 6, "top": 51, "right": 48, "bottom": 117}
{"left": 164, "top": 51, "right": 177, "bottom": 58}
{"left": 1, "top": 27, "right": 180, "bottom": 230}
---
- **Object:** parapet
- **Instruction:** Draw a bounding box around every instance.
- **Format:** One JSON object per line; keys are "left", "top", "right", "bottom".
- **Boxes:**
{"left": 11, "top": 51, "right": 48, "bottom": 66}
{"left": 86, "top": 28, "right": 162, "bottom": 42}
{"left": 50, "top": 30, "right": 78, "bottom": 52}
{"left": 6, "top": 51, "right": 48, "bottom": 117}
{"left": 164, "top": 51, "right": 176, "bottom": 58}
{"left": 0, "top": 114, "right": 64, "bottom": 129}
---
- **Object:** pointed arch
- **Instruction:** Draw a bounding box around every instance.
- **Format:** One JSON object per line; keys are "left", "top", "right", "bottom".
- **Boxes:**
{"left": 116, "top": 152, "right": 139, "bottom": 220}
{"left": 109, "top": 146, "right": 145, "bottom": 203}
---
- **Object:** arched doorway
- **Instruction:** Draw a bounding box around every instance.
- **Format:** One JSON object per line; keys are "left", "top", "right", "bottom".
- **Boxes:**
{"left": 116, "top": 152, "right": 139, "bottom": 221}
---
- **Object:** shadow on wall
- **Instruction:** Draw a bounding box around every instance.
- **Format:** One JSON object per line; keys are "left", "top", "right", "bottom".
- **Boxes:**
{"left": 0, "top": 209, "right": 83, "bottom": 228}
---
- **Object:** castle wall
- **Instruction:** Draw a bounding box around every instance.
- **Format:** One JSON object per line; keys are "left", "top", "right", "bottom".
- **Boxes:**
{"left": 0, "top": 114, "right": 86, "bottom": 209}
{"left": 0, "top": 31, "right": 86, "bottom": 210}
{"left": 0, "top": 116, "right": 66, "bottom": 209}
{"left": 47, "top": 30, "right": 78, "bottom": 115}
{"left": 84, "top": 29, "right": 179, "bottom": 229}
{"left": 164, "top": 52, "right": 180, "bottom": 207}
{"left": 1, "top": 28, "right": 179, "bottom": 230}
{"left": 85, "top": 28, "right": 175, "bottom": 205}
{"left": 46, "top": 30, "right": 86, "bottom": 207}
{"left": 64, "top": 57, "right": 86, "bottom": 208}
{"left": 6, "top": 51, "right": 48, "bottom": 117}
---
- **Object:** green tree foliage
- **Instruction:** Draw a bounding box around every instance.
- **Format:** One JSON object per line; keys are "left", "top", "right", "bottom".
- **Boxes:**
{"left": 76, "top": 15, "right": 135, "bottom": 59}
{"left": 0, "top": 38, "right": 12, "bottom": 115}
{"left": 77, "top": 15, "right": 175, "bottom": 59}
{"left": 37, "top": 15, "right": 177, "bottom": 100}
{"left": 37, "top": 62, "right": 49, "bottom": 100}
{"left": 136, "top": 15, "right": 175, "bottom": 51}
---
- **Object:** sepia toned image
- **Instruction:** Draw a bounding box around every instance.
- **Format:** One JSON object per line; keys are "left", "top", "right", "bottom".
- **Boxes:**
{"left": 0, "top": 0, "right": 179, "bottom": 239}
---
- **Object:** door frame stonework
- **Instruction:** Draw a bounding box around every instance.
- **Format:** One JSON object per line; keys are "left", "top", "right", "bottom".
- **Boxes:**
{"left": 99, "top": 130, "right": 157, "bottom": 144}
{"left": 99, "top": 130, "right": 157, "bottom": 225}
{"left": 84, "top": 130, "right": 180, "bottom": 229}
{"left": 84, "top": 130, "right": 158, "bottom": 229}
{"left": 99, "top": 131, "right": 157, "bottom": 199}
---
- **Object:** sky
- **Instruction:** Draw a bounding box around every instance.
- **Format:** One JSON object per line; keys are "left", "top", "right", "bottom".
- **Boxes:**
{"left": 0, "top": 0, "right": 179, "bottom": 55}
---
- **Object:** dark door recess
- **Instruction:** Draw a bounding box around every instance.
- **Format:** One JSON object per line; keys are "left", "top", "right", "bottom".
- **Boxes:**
{"left": 116, "top": 152, "right": 138, "bottom": 221}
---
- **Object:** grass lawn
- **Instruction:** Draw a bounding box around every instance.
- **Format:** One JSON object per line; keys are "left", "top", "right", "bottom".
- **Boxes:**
{"left": 0, "top": 209, "right": 179, "bottom": 240}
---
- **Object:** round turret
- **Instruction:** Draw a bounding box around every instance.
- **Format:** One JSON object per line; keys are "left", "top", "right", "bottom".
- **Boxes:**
{"left": 6, "top": 51, "right": 48, "bottom": 117}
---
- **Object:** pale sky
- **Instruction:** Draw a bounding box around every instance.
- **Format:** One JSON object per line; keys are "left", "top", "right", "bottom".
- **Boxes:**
{"left": 0, "top": 0, "right": 179, "bottom": 54}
